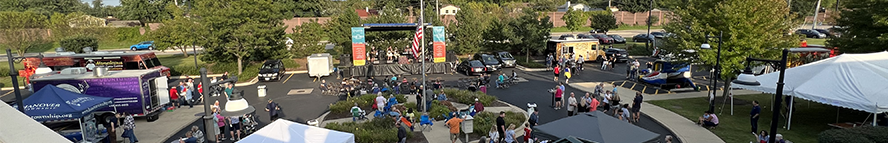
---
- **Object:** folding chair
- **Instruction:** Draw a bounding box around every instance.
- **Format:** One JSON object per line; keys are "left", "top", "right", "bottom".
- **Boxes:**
{"left": 420, "top": 114, "right": 433, "bottom": 132}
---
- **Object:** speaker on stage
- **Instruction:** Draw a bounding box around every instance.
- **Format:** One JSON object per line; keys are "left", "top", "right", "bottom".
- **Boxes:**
{"left": 446, "top": 51, "right": 458, "bottom": 62}
{"left": 340, "top": 54, "right": 352, "bottom": 67}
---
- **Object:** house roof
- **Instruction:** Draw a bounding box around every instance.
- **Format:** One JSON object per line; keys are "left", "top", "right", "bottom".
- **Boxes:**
{"left": 355, "top": 9, "right": 379, "bottom": 17}
{"left": 557, "top": 3, "right": 586, "bottom": 9}
{"left": 442, "top": 4, "right": 460, "bottom": 9}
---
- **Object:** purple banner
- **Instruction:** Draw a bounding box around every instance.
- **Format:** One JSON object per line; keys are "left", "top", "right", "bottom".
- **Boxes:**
{"left": 32, "top": 77, "right": 144, "bottom": 115}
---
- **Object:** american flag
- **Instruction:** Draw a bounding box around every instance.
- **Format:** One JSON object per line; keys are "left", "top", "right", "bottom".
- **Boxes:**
{"left": 412, "top": 25, "right": 423, "bottom": 60}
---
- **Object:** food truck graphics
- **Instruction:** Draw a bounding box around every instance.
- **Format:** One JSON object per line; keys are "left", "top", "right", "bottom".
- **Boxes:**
{"left": 29, "top": 68, "right": 170, "bottom": 121}
{"left": 547, "top": 39, "right": 606, "bottom": 62}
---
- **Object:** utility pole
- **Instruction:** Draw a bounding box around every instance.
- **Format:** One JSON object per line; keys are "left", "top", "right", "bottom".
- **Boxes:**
{"left": 811, "top": 0, "right": 823, "bottom": 29}
{"left": 420, "top": 0, "right": 427, "bottom": 113}
{"left": 645, "top": 0, "right": 654, "bottom": 49}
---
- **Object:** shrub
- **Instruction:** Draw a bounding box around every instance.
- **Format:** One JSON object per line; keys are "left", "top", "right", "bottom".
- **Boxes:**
{"left": 472, "top": 111, "right": 527, "bottom": 134}
{"left": 819, "top": 126, "right": 888, "bottom": 143}
{"left": 442, "top": 88, "right": 497, "bottom": 106}
{"left": 281, "top": 59, "right": 300, "bottom": 70}
{"left": 169, "top": 64, "right": 205, "bottom": 76}
{"left": 429, "top": 100, "right": 456, "bottom": 120}
{"left": 325, "top": 118, "right": 413, "bottom": 143}
{"left": 330, "top": 94, "right": 408, "bottom": 114}
{"left": 60, "top": 35, "right": 98, "bottom": 53}
{"left": 115, "top": 27, "right": 145, "bottom": 42}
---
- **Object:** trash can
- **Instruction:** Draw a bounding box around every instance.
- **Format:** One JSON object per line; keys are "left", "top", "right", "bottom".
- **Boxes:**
{"left": 257, "top": 85, "right": 266, "bottom": 97}
{"left": 462, "top": 115, "right": 474, "bottom": 141}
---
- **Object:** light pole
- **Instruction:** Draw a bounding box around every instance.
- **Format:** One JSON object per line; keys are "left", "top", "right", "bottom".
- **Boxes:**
{"left": 199, "top": 68, "right": 238, "bottom": 143}
{"left": 6, "top": 49, "right": 25, "bottom": 113}
{"left": 700, "top": 31, "right": 723, "bottom": 113}
{"left": 645, "top": 0, "right": 654, "bottom": 50}
{"left": 733, "top": 49, "right": 790, "bottom": 143}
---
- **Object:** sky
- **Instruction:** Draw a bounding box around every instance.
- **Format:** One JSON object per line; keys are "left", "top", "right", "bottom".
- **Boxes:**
{"left": 81, "top": 0, "right": 121, "bottom": 7}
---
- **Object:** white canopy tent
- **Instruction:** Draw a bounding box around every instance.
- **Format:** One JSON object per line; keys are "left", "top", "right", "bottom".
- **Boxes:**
{"left": 732, "top": 51, "right": 888, "bottom": 128}
{"left": 238, "top": 119, "right": 355, "bottom": 143}
{"left": 0, "top": 103, "right": 73, "bottom": 143}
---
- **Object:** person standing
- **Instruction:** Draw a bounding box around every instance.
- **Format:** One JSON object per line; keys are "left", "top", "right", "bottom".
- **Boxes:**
{"left": 553, "top": 65, "right": 560, "bottom": 82}
{"left": 169, "top": 86, "right": 179, "bottom": 108}
{"left": 523, "top": 123, "right": 533, "bottom": 143}
{"left": 496, "top": 112, "right": 506, "bottom": 142}
{"left": 221, "top": 72, "right": 229, "bottom": 81}
{"left": 750, "top": 100, "right": 761, "bottom": 134}
{"left": 488, "top": 126, "right": 499, "bottom": 143}
{"left": 122, "top": 113, "right": 138, "bottom": 143}
{"left": 589, "top": 93, "right": 600, "bottom": 112}
{"left": 582, "top": 93, "right": 592, "bottom": 113}
{"left": 397, "top": 123, "right": 407, "bottom": 143}
{"left": 632, "top": 92, "right": 644, "bottom": 122}
{"left": 528, "top": 109, "right": 539, "bottom": 129}
{"left": 554, "top": 85, "right": 563, "bottom": 110}
{"left": 504, "top": 124, "right": 516, "bottom": 143}
{"left": 567, "top": 93, "right": 577, "bottom": 116}
{"left": 375, "top": 94, "right": 387, "bottom": 113}
{"left": 213, "top": 109, "right": 225, "bottom": 142}
{"left": 619, "top": 104, "right": 631, "bottom": 122}
{"left": 224, "top": 84, "right": 234, "bottom": 99}
{"left": 228, "top": 115, "right": 242, "bottom": 141}
{"left": 266, "top": 99, "right": 280, "bottom": 121}
{"left": 564, "top": 67, "right": 571, "bottom": 83}
{"left": 190, "top": 126, "right": 204, "bottom": 143}
{"left": 102, "top": 113, "right": 119, "bottom": 143}
{"left": 446, "top": 115, "right": 465, "bottom": 143}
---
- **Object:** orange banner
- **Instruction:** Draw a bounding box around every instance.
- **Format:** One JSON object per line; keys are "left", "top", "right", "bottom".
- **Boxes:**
{"left": 352, "top": 43, "right": 366, "bottom": 66}
{"left": 433, "top": 42, "right": 446, "bottom": 63}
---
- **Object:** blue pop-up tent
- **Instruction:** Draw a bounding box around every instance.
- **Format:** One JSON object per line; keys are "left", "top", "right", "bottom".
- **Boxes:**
{"left": 15, "top": 84, "right": 113, "bottom": 122}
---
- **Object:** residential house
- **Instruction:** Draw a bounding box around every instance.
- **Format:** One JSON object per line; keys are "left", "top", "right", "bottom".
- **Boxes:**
{"left": 557, "top": 1, "right": 591, "bottom": 12}
{"left": 439, "top": 4, "right": 460, "bottom": 15}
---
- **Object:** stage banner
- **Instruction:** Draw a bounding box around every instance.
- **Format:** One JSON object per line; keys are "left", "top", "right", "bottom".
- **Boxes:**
{"left": 433, "top": 42, "right": 446, "bottom": 63}
{"left": 351, "top": 27, "right": 366, "bottom": 66}
{"left": 432, "top": 26, "right": 446, "bottom": 63}
{"left": 352, "top": 43, "right": 366, "bottom": 66}
{"left": 433, "top": 26, "right": 445, "bottom": 42}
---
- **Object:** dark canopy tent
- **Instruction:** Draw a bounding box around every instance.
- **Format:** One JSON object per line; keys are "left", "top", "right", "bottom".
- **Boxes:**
{"left": 533, "top": 111, "right": 659, "bottom": 143}
{"left": 15, "top": 84, "right": 113, "bottom": 122}
{"left": 361, "top": 23, "right": 432, "bottom": 31}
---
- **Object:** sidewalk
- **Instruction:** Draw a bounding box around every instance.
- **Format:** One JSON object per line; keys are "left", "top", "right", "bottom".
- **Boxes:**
{"left": 569, "top": 82, "right": 728, "bottom": 143}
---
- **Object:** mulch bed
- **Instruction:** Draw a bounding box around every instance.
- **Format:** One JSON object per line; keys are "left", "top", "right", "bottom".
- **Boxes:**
{"left": 324, "top": 112, "right": 353, "bottom": 120}
{"left": 406, "top": 132, "right": 427, "bottom": 143}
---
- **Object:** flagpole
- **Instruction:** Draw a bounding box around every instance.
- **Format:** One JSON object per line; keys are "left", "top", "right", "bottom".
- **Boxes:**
{"left": 420, "top": 0, "right": 427, "bottom": 113}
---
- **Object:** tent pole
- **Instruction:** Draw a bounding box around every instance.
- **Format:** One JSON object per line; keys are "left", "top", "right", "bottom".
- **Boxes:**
{"left": 79, "top": 119, "right": 85, "bottom": 142}
{"left": 835, "top": 107, "right": 839, "bottom": 123}
{"left": 787, "top": 97, "right": 794, "bottom": 130}
{"left": 730, "top": 91, "right": 733, "bottom": 115}
{"left": 874, "top": 113, "right": 877, "bottom": 127}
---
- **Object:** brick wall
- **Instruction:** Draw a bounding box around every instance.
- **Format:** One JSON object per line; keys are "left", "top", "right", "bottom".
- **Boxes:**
{"left": 546, "top": 11, "right": 672, "bottom": 27}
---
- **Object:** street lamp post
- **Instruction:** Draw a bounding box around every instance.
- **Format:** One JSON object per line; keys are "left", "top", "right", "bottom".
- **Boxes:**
{"left": 5, "top": 49, "right": 25, "bottom": 113}
{"left": 733, "top": 49, "right": 790, "bottom": 143}
{"left": 700, "top": 31, "right": 723, "bottom": 113}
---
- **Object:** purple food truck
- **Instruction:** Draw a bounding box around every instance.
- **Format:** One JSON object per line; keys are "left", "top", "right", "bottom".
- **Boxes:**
{"left": 30, "top": 68, "right": 171, "bottom": 121}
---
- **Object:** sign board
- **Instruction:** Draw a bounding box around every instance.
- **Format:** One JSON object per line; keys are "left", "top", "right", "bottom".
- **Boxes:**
{"left": 432, "top": 26, "right": 446, "bottom": 63}
{"left": 352, "top": 43, "right": 366, "bottom": 66}
{"left": 351, "top": 27, "right": 365, "bottom": 44}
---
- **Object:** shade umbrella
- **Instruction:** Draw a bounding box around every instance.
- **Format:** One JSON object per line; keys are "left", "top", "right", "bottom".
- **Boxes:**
{"left": 533, "top": 111, "right": 659, "bottom": 143}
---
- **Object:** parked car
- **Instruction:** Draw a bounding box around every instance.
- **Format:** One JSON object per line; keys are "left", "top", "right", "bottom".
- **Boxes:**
{"left": 473, "top": 53, "right": 503, "bottom": 72}
{"left": 650, "top": 32, "right": 668, "bottom": 38}
{"left": 129, "top": 41, "right": 155, "bottom": 50}
{"left": 458, "top": 60, "right": 487, "bottom": 75}
{"left": 607, "top": 35, "right": 626, "bottom": 44}
{"left": 814, "top": 29, "right": 840, "bottom": 38}
{"left": 258, "top": 60, "right": 285, "bottom": 81}
{"left": 558, "top": 34, "right": 576, "bottom": 40}
{"left": 590, "top": 34, "right": 615, "bottom": 44}
{"left": 576, "top": 34, "right": 595, "bottom": 40}
{"left": 795, "top": 29, "right": 826, "bottom": 38}
{"left": 632, "top": 34, "right": 654, "bottom": 42}
{"left": 605, "top": 48, "right": 629, "bottom": 63}
{"left": 496, "top": 51, "right": 517, "bottom": 68}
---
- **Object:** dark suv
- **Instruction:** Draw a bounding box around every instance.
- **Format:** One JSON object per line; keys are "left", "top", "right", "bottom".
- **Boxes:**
{"left": 258, "top": 60, "right": 285, "bottom": 81}
{"left": 473, "top": 53, "right": 502, "bottom": 72}
{"left": 605, "top": 48, "right": 629, "bottom": 63}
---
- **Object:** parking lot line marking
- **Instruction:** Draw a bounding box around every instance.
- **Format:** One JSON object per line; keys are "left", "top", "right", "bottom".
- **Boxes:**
{"left": 0, "top": 91, "right": 12, "bottom": 98}
{"left": 630, "top": 83, "right": 637, "bottom": 89}
{"left": 282, "top": 73, "right": 295, "bottom": 84}
{"left": 610, "top": 81, "right": 615, "bottom": 85}
{"left": 705, "top": 85, "right": 710, "bottom": 91}
{"left": 620, "top": 81, "right": 626, "bottom": 87}
{"left": 641, "top": 86, "right": 647, "bottom": 93}
{"left": 655, "top": 89, "right": 659, "bottom": 94}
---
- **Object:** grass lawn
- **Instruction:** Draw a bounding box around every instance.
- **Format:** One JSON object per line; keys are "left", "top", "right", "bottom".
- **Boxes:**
{"left": 648, "top": 94, "right": 872, "bottom": 143}
{"left": 550, "top": 25, "right": 663, "bottom": 33}
{"left": 806, "top": 38, "right": 827, "bottom": 45}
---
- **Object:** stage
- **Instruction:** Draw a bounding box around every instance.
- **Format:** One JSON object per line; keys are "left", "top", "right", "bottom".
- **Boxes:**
{"left": 345, "top": 62, "right": 455, "bottom": 77}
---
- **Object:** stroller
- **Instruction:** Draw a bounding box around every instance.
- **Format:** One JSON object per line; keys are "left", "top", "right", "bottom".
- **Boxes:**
{"left": 241, "top": 113, "right": 259, "bottom": 135}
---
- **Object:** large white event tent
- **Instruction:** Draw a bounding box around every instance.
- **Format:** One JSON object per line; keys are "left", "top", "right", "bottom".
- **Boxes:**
{"left": 732, "top": 51, "right": 888, "bottom": 128}
{"left": 238, "top": 119, "right": 355, "bottom": 143}
{"left": 0, "top": 102, "right": 72, "bottom": 143}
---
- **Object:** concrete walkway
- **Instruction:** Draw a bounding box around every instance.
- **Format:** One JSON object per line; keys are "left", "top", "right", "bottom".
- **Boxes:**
{"left": 569, "top": 82, "right": 729, "bottom": 143}
{"left": 130, "top": 105, "right": 206, "bottom": 143}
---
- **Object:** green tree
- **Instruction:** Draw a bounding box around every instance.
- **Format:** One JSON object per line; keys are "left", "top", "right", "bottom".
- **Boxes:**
{"left": 483, "top": 16, "right": 516, "bottom": 52}
{"left": 452, "top": 4, "right": 484, "bottom": 54}
{"left": 148, "top": 4, "right": 199, "bottom": 57}
{"left": 59, "top": 35, "right": 99, "bottom": 53}
{"left": 663, "top": 0, "right": 798, "bottom": 99}
{"left": 616, "top": 0, "right": 654, "bottom": 13}
{"left": 827, "top": 0, "right": 888, "bottom": 53}
{"left": 120, "top": 0, "right": 169, "bottom": 26}
{"left": 589, "top": 11, "right": 617, "bottom": 34}
{"left": 561, "top": 8, "right": 585, "bottom": 33}
{"left": 195, "top": 0, "right": 289, "bottom": 74}
{"left": 326, "top": 8, "right": 362, "bottom": 56}
{"left": 292, "top": 0, "right": 329, "bottom": 17}
{"left": 0, "top": 11, "right": 50, "bottom": 56}
{"left": 288, "top": 20, "right": 326, "bottom": 58}
{"left": 511, "top": 9, "right": 553, "bottom": 62}
{"left": 529, "top": 0, "right": 566, "bottom": 11}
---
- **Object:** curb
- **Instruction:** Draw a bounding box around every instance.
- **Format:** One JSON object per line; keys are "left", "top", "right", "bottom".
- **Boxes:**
{"left": 516, "top": 65, "right": 548, "bottom": 72}
{"left": 314, "top": 110, "right": 331, "bottom": 127}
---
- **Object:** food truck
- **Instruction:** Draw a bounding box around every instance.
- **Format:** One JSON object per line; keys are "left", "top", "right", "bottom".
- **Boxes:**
{"left": 29, "top": 68, "right": 170, "bottom": 121}
{"left": 546, "top": 39, "right": 606, "bottom": 62}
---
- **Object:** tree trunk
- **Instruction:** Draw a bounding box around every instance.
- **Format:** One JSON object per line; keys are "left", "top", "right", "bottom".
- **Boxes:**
{"left": 525, "top": 46, "right": 530, "bottom": 63}
{"left": 236, "top": 57, "right": 243, "bottom": 75}
{"left": 179, "top": 46, "right": 190, "bottom": 57}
